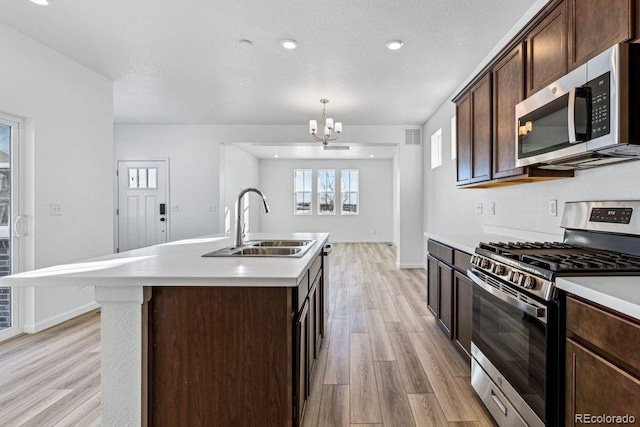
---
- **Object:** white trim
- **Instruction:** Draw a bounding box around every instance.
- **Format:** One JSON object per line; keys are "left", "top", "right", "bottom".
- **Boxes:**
{"left": 317, "top": 169, "right": 336, "bottom": 215}
{"left": 340, "top": 169, "right": 359, "bottom": 215}
{"left": 396, "top": 262, "right": 425, "bottom": 269}
{"left": 22, "top": 300, "right": 99, "bottom": 333}
{"left": 293, "top": 169, "right": 312, "bottom": 215}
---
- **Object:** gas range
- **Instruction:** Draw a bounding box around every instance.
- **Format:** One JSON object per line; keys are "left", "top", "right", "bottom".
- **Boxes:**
{"left": 470, "top": 240, "right": 640, "bottom": 302}
{"left": 469, "top": 201, "right": 640, "bottom": 427}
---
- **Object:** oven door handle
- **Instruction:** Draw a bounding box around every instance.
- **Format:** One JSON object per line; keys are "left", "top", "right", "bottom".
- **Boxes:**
{"left": 468, "top": 270, "right": 547, "bottom": 318}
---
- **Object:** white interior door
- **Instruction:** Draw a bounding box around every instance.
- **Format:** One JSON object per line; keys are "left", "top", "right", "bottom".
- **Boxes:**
{"left": 117, "top": 160, "right": 168, "bottom": 252}
{"left": 0, "top": 115, "right": 23, "bottom": 341}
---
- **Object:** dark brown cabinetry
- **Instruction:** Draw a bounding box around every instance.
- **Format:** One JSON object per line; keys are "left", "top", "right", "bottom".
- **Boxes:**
{"left": 564, "top": 295, "right": 640, "bottom": 426}
{"left": 492, "top": 43, "right": 525, "bottom": 179}
{"left": 147, "top": 249, "right": 327, "bottom": 427}
{"left": 456, "top": 73, "right": 492, "bottom": 185}
{"left": 453, "top": 270, "right": 473, "bottom": 355}
{"left": 427, "top": 239, "right": 473, "bottom": 358}
{"left": 526, "top": 1, "right": 567, "bottom": 96}
{"left": 568, "top": 0, "right": 633, "bottom": 68}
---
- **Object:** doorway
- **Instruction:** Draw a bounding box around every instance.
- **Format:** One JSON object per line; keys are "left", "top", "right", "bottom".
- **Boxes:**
{"left": 116, "top": 160, "right": 169, "bottom": 252}
{"left": 0, "top": 115, "right": 23, "bottom": 341}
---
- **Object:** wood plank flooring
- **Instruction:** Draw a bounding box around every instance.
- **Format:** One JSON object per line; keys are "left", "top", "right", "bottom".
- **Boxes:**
{"left": 0, "top": 242, "right": 495, "bottom": 426}
{"left": 304, "top": 243, "right": 495, "bottom": 427}
{"left": 0, "top": 310, "right": 101, "bottom": 426}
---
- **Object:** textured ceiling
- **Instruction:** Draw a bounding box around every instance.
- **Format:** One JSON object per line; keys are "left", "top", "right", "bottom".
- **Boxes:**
{"left": 0, "top": 0, "right": 536, "bottom": 126}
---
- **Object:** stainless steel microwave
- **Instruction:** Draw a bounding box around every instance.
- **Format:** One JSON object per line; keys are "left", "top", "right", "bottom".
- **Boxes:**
{"left": 515, "top": 43, "right": 640, "bottom": 170}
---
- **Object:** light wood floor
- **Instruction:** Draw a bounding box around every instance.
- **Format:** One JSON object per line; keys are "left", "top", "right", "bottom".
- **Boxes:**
{"left": 0, "top": 243, "right": 495, "bottom": 426}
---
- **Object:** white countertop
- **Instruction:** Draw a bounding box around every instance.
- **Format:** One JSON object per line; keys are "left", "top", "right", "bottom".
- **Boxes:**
{"left": 424, "top": 226, "right": 563, "bottom": 254}
{"left": 557, "top": 276, "right": 640, "bottom": 321}
{"left": 0, "top": 232, "right": 330, "bottom": 288}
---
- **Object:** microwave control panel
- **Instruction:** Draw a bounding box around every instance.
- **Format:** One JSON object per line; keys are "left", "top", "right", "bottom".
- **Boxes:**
{"left": 585, "top": 72, "right": 610, "bottom": 139}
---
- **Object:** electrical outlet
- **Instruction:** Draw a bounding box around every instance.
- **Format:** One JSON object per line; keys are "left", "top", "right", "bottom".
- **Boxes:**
{"left": 209, "top": 204, "right": 217, "bottom": 213}
{"left": 549, "top": 199, "right": 558, "bottom": 217}
{"left": 171, "top": 204, "right": 180, "bottom": 212}
{"left": 476, "top": 203, "right": 483, "bottom": 215}
{"left": 49, "top": 203, "right": 63, "bottom": 216}
{"left": 490, "top": 202, "right": 496, "bottom": 215}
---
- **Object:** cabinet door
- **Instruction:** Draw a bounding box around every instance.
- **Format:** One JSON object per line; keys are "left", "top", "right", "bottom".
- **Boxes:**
{"left": 565, "top": 338, "right": 640, "bottom": 426}
{"left": 456, "top": 94, "right": 472, "bottom": 185}
{"left": 568, "top": 0, "right": 632, "bottom": 68}
{"left": 313, "top": 272, "right": 323, "bottom": 355}
{"left": 470, "top": 74, "right": 492, "bottom": 183}
{"left": 437, "top": 263, "right": 453, "bottom": 338}
{"left": 526, "top": 1, "right": 567, "bottom": 96}
{"left": 294, "top": 301, "right": 309, "bottom": 426}
{"left": 308, "top": 283, "right": 317, "bottom": 381}
{"left": 453, "top": 271, "right": 473, "bottom": 356}
{"left": 427, "top": 255, "right": 439, "bottom": 316}
{"left": 492, "top": 44, "right": 525, "bottom": 179}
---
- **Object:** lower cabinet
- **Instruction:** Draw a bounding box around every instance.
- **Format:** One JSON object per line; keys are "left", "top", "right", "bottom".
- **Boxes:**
{"left": 453, "top": 271, "right": 473, "bottom": 355}
{"left": 564, "top": 294, "right": 640, "bottom": 426}
{"left": 427, "top": 239, "right": 473, "bottom": 359}
{"left": 294, "top": 299, "right": 309, "bottom": 426}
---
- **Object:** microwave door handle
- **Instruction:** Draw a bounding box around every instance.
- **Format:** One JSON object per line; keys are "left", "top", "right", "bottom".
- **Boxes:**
{"left": 467, "top": 270, "right": 547, "bottom": 320}
{"left": 568, "top": 87, "right": 578, "bottom": 144}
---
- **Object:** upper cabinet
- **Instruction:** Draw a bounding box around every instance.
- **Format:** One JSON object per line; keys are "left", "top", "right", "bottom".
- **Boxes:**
{"left": 568, "top": 0, "right": 633, "bottom": 67}
{"left": 526, "top": 1, "right": 567, "bottom": 96}
{"left": 451, "top": 0, "right": 639, "bottom": 188}
{"left": 456, "top": 74, "right": 492, "bottom": 185}
{"left": 492, "top": 44, "right": 525, "bottom": 179}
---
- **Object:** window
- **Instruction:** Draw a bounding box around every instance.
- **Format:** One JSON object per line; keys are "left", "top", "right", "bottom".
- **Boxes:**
{"left": 128, "top": 168, "right": 158, "bottom": 189}
{"left": 430, "top": 128, "right": 442, "bottom": 169}
{"left": 317, "top": 169, "right": 335, "bottom": 215}
{"left": 294, "top": 169, "right": 312, "bottom": 215}
{"left": 340, "top": 169, "right": 359, "bottom": 215}
{"left": 451, "top": 116, "right": 457, "bottom": 160}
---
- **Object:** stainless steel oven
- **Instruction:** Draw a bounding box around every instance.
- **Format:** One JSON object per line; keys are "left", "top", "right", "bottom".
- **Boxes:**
{"left": 515, "top": 43, "right": 640, "bottom": 170}
{"left": 469, "top": 269, "right": 555, "bottom": 427}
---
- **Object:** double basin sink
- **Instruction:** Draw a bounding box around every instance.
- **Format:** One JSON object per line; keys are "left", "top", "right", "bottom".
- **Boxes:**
{"left": 202, "top": 239, "right": 317, "bottom": 258}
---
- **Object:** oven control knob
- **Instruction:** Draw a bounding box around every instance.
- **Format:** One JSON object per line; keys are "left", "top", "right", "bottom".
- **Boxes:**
{"left": 518, "top": 275, "right": 526, "bottom": 286}
{"left": 481, "top": 259, "right": 492, "bottom": 269}
{"left": 494, "top": 265, "right": 505, "bottom": 275}
{"left": 523, "top": 276, "right": 536, "bottom": 289}
{"left": 508, "top": 271, "right": 516, "bottom": 282}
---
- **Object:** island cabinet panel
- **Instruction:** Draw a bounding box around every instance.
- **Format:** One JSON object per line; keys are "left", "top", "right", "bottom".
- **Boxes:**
{"left": 492, "top": 43, "right": 525, "bottom": 179}
{"left": 148, "top": 286, "right": 293, "bottom": 426}
{"left": 526, "top": 0, "right": 567, "bottom": 96}
{"left": 437, "top": 262, "right": 454, "bottom": 337}
{"left": 568, "top": 0, "right": 633, "bottom": 68}
{"left": 427, "top": 255, "right": 439, "bottom": 316}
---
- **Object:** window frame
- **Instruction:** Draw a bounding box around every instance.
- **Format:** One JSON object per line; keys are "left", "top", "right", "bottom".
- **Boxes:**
{"left": 293, "top": 169, "right": 312, "bottom": 215}
{"left": 340, "top": 169, "right": 359, "bottom": 216}
{"left": 317, "top": 169, "right": 336, "bottom": 215}
{"left": 431, "top": 128, "right": 443, "bottom": 169}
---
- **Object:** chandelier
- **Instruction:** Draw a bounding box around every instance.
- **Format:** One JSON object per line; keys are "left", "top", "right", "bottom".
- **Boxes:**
{"left": 309, "top": 99, "right": 342, "bottom": 146}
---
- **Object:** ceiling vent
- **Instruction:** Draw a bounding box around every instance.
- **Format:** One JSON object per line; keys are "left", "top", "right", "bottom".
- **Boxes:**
{"left": 404, "top": 128, "right": 422, "bottom": 145}
{"left": 323, "top": 145, "right": 350, "bottom": 151}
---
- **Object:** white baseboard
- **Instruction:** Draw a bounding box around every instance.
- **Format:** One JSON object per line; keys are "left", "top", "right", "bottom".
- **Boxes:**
{"left": 396, "top": 263, "right": 424, "bottom": 269}
{"left": 23, "top": 301, "right": 100, "bottom": 334}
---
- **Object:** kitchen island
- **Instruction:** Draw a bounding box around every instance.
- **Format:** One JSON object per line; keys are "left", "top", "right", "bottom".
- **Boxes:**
{"left": 0, "top": 232, "right": 330, "bottom": 426}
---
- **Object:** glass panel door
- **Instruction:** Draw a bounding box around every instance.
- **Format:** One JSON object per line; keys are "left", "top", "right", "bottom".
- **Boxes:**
{"left": 0, "top": 117, "right": 20, "bottom": 340}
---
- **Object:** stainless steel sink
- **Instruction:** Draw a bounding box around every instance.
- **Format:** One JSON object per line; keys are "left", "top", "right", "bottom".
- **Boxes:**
{"left": 202, "top": 239, "right": 316, "bottom": 257}
{"left": 249, "top": 240, "right": 314, "bottom": 247}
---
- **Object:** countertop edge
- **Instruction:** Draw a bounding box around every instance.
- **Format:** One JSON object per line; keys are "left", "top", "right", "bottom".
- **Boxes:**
{"left": 557, "top": 277, "right": 640, "bottom": 322}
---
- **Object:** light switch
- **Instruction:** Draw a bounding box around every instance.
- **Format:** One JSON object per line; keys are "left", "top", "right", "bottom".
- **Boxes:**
{"left": 49, "top": 203, "right": 63, "bottom": 216}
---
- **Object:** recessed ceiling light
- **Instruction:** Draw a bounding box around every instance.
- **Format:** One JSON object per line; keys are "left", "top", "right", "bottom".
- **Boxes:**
{"left": 369, "top": 154, "right": 375, "bottom": 158}
{"left": 274, "top": 154, "right": 279, "bottom": 158}
{"left": 385, "top": 40, "right": 404, "bottom": 51}
{"left": 280, "top": 39, "right": 298, "bottom": 50}
{"left": 238, "top": 39, "right": 254, "bottom": 48}
{"left": 29, "top": 0, "right": 52, "bottom": 5}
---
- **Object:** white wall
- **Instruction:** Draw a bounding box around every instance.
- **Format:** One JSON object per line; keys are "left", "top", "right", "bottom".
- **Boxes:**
{"left": 0, "top": 23, "right": 114, "bottom": 332}
{"left": 114, "top": 125, "right": 221, "bottom": 241}
{"left": 397, "top": 143, "right": 424, "bottom": 268}
{"left": 259, "top": 159, "right": 393, "bottom": 242}
{"left": 221, "top": 145, "right": 260, "bottom": 237}
{"left": 423, "top": 93, "right": 640, "bottom": 242}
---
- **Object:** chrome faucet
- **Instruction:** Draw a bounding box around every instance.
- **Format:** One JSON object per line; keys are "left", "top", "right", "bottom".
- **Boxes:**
{"left": 234, "top": 188, "right": 270, "bottom": 248}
